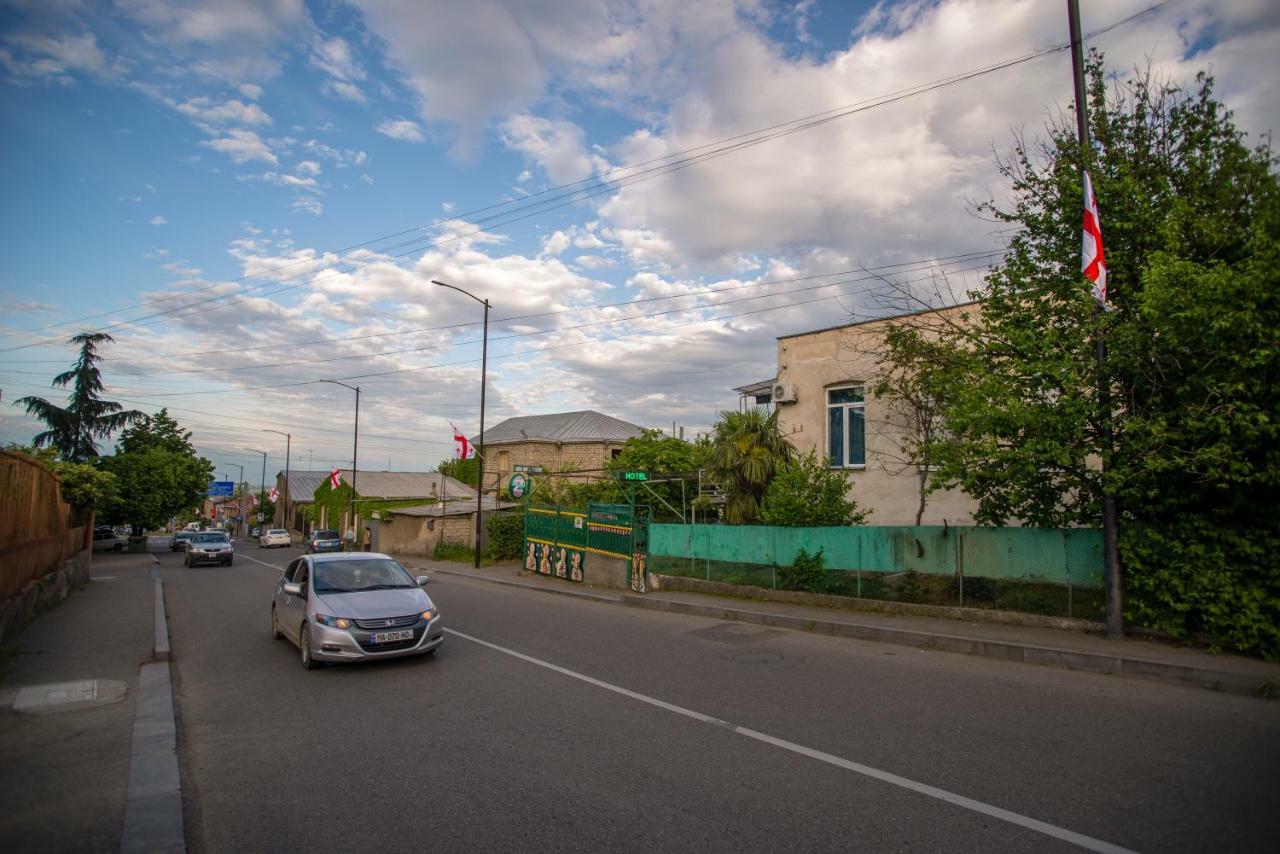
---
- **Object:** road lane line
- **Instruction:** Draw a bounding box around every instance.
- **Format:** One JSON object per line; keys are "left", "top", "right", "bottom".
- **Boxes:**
{"left": 445, "top": 627, "right": 1138, "bottom": 854}
{"left": 237, "top": 552, "right": 287, "bottom": 571}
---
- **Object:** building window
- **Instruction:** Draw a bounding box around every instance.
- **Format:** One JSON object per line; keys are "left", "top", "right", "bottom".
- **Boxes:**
{"left": 827, "top": 385, "right": 865, "bottom": 467}
{"left": 611, "top": 448, "right": 622, "bottom": 459}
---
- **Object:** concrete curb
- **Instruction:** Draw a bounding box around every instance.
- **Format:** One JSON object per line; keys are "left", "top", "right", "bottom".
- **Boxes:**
{"left": 620, "top": 595, "right": 1275, "bottom": 699}
{"left": 121, "top": 568, "right": 185, "bottom": 853}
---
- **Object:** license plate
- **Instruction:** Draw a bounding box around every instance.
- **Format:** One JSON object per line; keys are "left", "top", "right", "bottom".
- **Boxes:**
{"left": 369, "top": 629, "right": 414, "bottom": 644}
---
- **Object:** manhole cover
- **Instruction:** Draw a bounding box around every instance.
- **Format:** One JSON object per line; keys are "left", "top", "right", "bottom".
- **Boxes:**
{"left": 10, "top": 680, "right": 128, "bottom": 713}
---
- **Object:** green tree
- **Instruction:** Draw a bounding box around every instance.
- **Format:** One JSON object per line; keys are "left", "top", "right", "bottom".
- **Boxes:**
{"left": 437, "top": 456, "right": 478, "bottom": 489}
{"left": 761, "top": 451, "right": 868, "bottom": 527}
{"left": 607, "top": 429, "right": 712, "bottom": 520}
{"left": 5, "top": 443, "right": 117, "bottom": 511}
{"left": 15, "top": 332, "right": 143, "bottom": 462}
{"left": 101, "top": 412, "right": 214, "bottom": 535}
{"left": 708, "top": 408, "right": 795, "bottom": 524}
{"left": 883, "top": 58, "right": 1280, "bottom": 655}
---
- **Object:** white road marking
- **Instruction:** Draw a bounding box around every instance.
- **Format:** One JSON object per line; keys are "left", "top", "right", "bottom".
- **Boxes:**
{"left": 237, "top": 552, "right": 287, "bottom": 571}
{"left": 445, "top": 627, "right": 1138, "bottom": 854}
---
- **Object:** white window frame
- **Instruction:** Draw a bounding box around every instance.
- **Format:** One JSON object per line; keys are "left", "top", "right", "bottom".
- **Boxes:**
{"left": 826, "top": 383, "right": 866, "bottom": 469}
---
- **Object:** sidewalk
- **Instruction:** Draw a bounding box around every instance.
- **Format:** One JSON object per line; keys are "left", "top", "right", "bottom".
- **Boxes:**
{"left": 407, "top": 558, "right": 1280, "bottom": 699}
{"left": 0, "top": 550, "right": 157, "bottom": 853}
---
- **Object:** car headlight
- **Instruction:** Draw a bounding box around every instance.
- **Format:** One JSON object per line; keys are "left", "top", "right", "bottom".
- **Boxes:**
{"left": 314, "top": 614, "right": 352, "bottom": 630}
{"left": 421, "top": 608, "right": 435, "bottom": 621}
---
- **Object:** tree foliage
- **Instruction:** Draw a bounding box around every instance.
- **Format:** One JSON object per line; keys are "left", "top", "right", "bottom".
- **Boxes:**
{"left": 708, "top": 408, "right": 795, "bottom": 524}
{"left": 607, "top": 429, "right": 712, "bottom": 520}
{"left": 101, "top": 410, "right": 213, "bottom": 534}
{"left": 4, "top": 443, "right": 117, "bottom": 511}
{"left": 881, "top": 57, "right": 1280, "bottom": 656}
{"left": 761, "top": 451, "right": 868, "bottom": 527}
{"left": 15, "top": 332, "right": 144, "bottom": 462}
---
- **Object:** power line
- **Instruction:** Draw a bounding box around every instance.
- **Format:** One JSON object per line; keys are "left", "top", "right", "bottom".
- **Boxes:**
{"left": 0, "top": 1, "right": 1169, "bottom": 354}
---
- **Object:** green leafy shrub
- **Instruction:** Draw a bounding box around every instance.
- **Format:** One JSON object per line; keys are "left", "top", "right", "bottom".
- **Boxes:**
{"left": 896, "top": 570, "right": 925, "bottom": 603}
{"left": 776, "top": 547, "right": 826, "bottom": 592}
{"left": 818, "top": 571, "right": 857, "bottom": 597}
{"left": 432, "top": 541, "right": 475, "bottom": 563}
{"left": 486, "top": 513, "right": 524, "bottom": 560}
{"left": 761, "top": 451, "right": 867, "bottom": 527}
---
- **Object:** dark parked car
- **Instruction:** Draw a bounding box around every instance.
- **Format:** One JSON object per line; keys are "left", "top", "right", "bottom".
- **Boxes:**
{"left": 171, "top": 531, "right": 195, "bottom": 552}
{"left": 306, "top": 529, "right": 343, "bottom": 554}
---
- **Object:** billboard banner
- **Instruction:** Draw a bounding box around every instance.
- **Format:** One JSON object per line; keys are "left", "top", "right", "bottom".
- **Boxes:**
{"left": 207, "top": 481, "right": 234, "bottom": 497}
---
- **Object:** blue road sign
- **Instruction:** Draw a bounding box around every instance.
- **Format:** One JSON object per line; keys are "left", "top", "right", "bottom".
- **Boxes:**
{"left": 207, "top": 481, "right": 234, "bottom": 497}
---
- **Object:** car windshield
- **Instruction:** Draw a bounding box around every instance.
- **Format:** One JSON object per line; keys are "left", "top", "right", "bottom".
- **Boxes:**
{"left": 314, "top": 530, "right": 339, "bottom": 540}
{"left": 313, "top": 559, "right": 416, "bottom": 594}
{"left": 192, "top": 532, "right": 229, "bottom": 544}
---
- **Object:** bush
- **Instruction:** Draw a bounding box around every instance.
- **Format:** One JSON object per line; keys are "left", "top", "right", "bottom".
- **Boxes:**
{"left": 777, "top": 547, "right": 826, "bottom": 592}
{"left": 947, "top": 575, "right": 999, "bottom": 603}
{"left": 896, "top": 570, "right": 925, "bottom": 603}
{"left": 486, "top": 513, "right": 524, "bottom": 560}
{"left": 761, "top": 451, "right": 868, "bottom": 527}
{"left": 818, "top": 571, "right": 857, "bottom": 597}
{"left": 432, "top": 541, "right": 475, "bottom": 563}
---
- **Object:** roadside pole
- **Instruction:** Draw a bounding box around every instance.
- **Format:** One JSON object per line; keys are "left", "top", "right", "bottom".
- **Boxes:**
{"left": 1067, "top": 0, "right": 1122, "bottom": 639}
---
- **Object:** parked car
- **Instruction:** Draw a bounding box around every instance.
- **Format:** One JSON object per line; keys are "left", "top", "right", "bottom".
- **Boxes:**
{"left": 258, "top": 529, "right": 292, "bottom": 548}
{"left": 271, "top": 553, "right": 441, "bottom": 669}
{"left": 171, "top": 531, "right": 195, "bottom": 552}
{"left": 251, "top": 527, "right": 261, "bottom": 538}
{"left": 306, "top": 529, "right": 343, "bottom": 554}
{"left": 92, "top": 530, "right": 125, "bottom": 552}
{"left": 185, "top": 531, "right": 234, "bottom": 567}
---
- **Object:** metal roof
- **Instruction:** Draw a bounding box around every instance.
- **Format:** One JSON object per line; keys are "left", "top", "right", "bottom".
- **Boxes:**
{"left": 733, "top": 378, "right": 776, "bottom": 395}
{"left": 279, "top": 470, "right": 475, "bottom": 503}
{"left": 478, "top": 410, "right": 644, "bottom": 446}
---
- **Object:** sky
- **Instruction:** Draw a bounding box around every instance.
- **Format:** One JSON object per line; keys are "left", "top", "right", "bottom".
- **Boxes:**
{"left": 0, "top": 0, "right": 1276, "bottom": 480}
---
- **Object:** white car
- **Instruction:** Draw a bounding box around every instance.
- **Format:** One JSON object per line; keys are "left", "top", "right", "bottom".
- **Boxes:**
{"left": 258, "top": 529, "right": 292, "bottom": 548}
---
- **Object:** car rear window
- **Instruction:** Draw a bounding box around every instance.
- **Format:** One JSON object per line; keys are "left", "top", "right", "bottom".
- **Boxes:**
{"left": 315, "top": 530, "right": 339, "bottom": 539}
{"left": 269, "top": 529, "right": 288, "bottom": 535}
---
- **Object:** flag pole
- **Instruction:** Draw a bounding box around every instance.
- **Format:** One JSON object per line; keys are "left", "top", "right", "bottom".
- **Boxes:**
{"left": 1068, "top": 0, "right": 1122, "bottom": 639}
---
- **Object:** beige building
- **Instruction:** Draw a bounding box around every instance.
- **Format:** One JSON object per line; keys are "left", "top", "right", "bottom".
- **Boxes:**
{"left": 764, "top": 302, "right": 981, "bottom": 526}
{"left": 378, "top": 497, "right": 518, "bottom": 555}
{"left": 475, "top": 410, "right": 645, "bottom": 493}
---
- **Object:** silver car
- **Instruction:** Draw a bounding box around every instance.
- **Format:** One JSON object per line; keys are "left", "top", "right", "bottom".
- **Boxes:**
{"left": 185, "top": 531, "right": 234, "bottom": 567}
{"left": 271, "top": 553, "right": 443, "bottom": 669}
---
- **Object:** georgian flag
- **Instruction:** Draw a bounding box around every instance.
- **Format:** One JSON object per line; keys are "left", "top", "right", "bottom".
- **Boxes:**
{"left": 1082, "top": 170, "right": 1107, "bottom": 306}
{"left": 268, "top": 486, "right": 279, "bottom": 503}
{"left": 250, "top": 494, "right": 259, "bottom": 507}
{"left": 329, "top": 468, "right": 342, "bottom": 489}
{"left": 451, "top": 423, "right": 475, "bottom": 460}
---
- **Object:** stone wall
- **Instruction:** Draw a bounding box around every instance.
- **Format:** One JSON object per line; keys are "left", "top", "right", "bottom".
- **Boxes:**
{"left": 0, "top": 548, "right": 91, "bottom": 641}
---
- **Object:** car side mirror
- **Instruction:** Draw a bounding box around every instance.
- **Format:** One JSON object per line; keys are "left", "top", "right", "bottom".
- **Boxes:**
{"left": 282, "top": 582, "right": 302, "bottom": 596}
{"left": 416, "top": 575, "right": 430, "bottom": 586}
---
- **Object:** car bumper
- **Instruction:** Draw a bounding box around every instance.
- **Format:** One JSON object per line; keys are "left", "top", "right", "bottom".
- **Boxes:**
{"left": 309, "top": 615, "right": 444, "bottom": 662}
{"left": 188, "top": 552, "right": 233, "bottom": 565}
{"left": 308, "top": 544, "right": 343, "bottom": 553}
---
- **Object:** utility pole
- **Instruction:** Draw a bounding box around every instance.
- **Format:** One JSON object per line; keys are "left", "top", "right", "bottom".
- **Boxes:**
{"left": 264, "top": 430, "right": 291, "bottom": 529}
{"left": 317, "top": 380, "right": 361, "bottom": 548}
{"left": 245, "top": 447, "right": 268, "bottom": 531}
{"left": 1068, "top": 0, "right": 1122, "bottom": 639}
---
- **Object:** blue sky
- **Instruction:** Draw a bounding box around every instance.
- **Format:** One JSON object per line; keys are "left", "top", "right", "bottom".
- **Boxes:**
{"left": 1, "top": 0, "right": 1276, "bottom": 478}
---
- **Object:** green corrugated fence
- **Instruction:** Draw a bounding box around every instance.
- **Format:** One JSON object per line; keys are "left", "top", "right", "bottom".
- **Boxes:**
{"left": 649, "top": 524, "right": 1103, "bottom": 588}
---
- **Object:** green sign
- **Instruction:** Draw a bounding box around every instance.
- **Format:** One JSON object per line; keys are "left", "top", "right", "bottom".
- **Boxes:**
{"left": 621, "top": 471, "right": 648, "bottom": 481}
{"left": 508, "top": 472, "right": 531, "bottom": 499}
{"left": 513, "top": 464, "right": 544, "bottom": 474}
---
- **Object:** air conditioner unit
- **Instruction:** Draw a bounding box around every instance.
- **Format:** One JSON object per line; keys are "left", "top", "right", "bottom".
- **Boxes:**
{"left": 772, "top": 383, "right": 797, "bottom": 404}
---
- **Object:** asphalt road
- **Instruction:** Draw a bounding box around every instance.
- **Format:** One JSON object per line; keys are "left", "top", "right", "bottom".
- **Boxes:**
{"left": 160, "top": 538, "right": 1280, "bottom": 853}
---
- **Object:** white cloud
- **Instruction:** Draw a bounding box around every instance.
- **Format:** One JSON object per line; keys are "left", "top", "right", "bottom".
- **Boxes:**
{"left": 238, "top": 82, "right": 263, "bottom": 100}
{"left": 201, "top": 128, "right": 277, "bottom": 164}
{"left": 310, "top": 35, "right": 367, "bottom": 103}
{"left": 149, "top": 215, "right": 168, "bottom": 225}
{"left": 174, "top": 96, "right": 272, "bottom": 125}
{"left": 376, "top": 119, "right": 426, "bottom": 142}
{"left": 295, "top": 160, "right": 321, "bottom": 176}
{"left": 500, "top": 114, "right": 596, "bottom": 184}
{"left": 0, "top": 31, "right": 119, "bottom": 83}
{"left": 302, "top": 139, "right": 368, "bottom": 167}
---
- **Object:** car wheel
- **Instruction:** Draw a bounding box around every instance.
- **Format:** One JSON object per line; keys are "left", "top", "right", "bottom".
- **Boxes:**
{"left": 225, "top": 558, "right": 233, "bottom": 566}
{"left": 300, "top": 624, "right": 321, "bottom": 670}
{"left": 271, "top": 606, "right": 283, "bottom": 640}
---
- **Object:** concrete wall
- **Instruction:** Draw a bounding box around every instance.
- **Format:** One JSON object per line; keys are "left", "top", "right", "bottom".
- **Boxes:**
{"left": 0, "top": 549, "right": 91, "bottom": 641}
{"left": 379, "top": 513, "right": 477, "bottom": 556}
{"left": 582, "top": 553, "right": 630, "bottom": 590}
{"left": 774, "top": 304, "right": 981, "bottom": 526}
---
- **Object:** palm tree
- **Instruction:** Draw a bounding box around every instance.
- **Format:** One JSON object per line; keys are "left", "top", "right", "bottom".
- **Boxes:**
{"left": 16, "top": 332, "right": 144, "bottom": 462}
{"left": 708, "top": 408, "right": 795, "bottom": 524}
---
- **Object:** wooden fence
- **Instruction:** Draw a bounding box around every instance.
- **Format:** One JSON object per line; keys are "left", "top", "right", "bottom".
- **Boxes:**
{"left": 0, "top": 450, "right": 90, "bottom": 599}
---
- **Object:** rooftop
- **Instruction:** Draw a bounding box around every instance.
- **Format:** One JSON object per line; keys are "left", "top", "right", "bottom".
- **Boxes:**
{"left": 278, "top": 470, "right": 476, "bottom": 503}
{"left": 478, "top": 410, "right": 645, "bottom": 446}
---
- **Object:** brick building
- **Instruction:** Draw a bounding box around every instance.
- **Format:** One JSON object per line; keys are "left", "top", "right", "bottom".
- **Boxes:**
{"left": 474, "top": 410, "right": 645, "bottom": 493}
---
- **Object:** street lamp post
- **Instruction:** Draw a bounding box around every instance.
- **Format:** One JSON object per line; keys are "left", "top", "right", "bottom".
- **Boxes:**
{"left": 264, "top": 429, "right": 291, "bottom": 529}
{"left": 431, "top": 279, "right": 489, "bottom": 568}
{"left": 245, "top": 447, "right": 268, "bottom": 531}
{"left": 317, "top": 380, "right": 361, "bottom": 549}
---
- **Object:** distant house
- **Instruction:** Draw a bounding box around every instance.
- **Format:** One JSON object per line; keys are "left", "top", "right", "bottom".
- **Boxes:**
{"left": 273, "top": 469, "right": 475, "bottom": 536}
{"left": 379, "top": 495, "right": 520, "bottom": 555}
{"left": 751, "top": 302, "right": 981, "bottom": 526}
{"left": 474, "top": 410, "right": 645, "bottom": 492}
